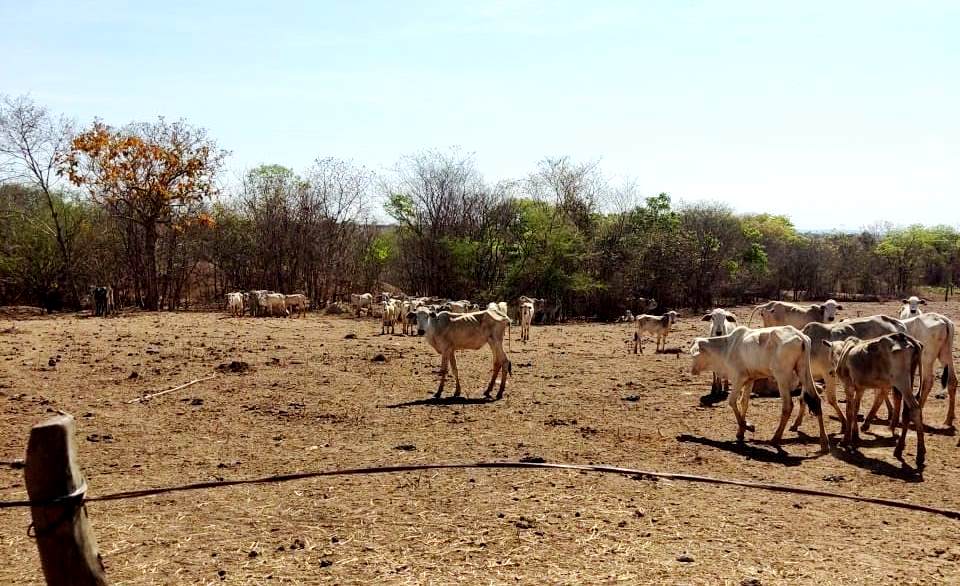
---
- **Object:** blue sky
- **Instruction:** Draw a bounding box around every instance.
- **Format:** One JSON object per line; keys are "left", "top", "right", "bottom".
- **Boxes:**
{"left": 2, "top": 1, "right": 957, "bottom": 230}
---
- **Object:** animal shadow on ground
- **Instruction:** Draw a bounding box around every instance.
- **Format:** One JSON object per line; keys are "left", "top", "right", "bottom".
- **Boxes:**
{"left": 386, "top": 395, "right": 499, "bottom": 409}
{"left": 676, "top": 434, "right": 809, "bottom": 467}
{"left": 831, "top": 445, "right": 923, "bottom": 482}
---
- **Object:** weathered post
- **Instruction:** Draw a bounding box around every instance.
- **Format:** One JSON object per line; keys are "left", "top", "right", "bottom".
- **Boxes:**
{"left": 25, "top": 413, "right": 109, "bottom": 586}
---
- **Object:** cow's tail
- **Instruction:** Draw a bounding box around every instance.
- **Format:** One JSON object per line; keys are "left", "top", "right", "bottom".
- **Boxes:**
{"left": 799, "top": 338, "right": 823, "bottom": 416}
{"left": 942, "top": 318, "right": 955, "bottom": 389}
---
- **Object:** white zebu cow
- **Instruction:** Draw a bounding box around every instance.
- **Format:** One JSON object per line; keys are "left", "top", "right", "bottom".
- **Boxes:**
{"left": 749, "top": 299, "right": 843, "bottom": 328}
{"left": 264, "top": 293, "right": 289, "bottom": 317}
{"left": 226, "top": 292, "right": 244, "bottom": 317}
{"left": 423, "top": 308, "right": 512, "bottom": 400}
{"left": 351, "top": 293, "right": 373, "bottom": 317}
{"left": 284, "top": 294, "right": 308, "bottom": 318}
{"left": 519, "top": 301, "right": 534, "bottom": 343}
{"left": 689, "top": 325, "right": 829, "bottom": 451}
{"left": 899, "top": 296, "right": 926, "bottom": 319}
{"left": 381, "top": 301, "right": 397, "bottom": 334}
{"left": 701, "top": 308, "right": 738, "bottom": 396}
{"left": 633, "top": 311, "right": 678, "bottom": 354}
{"left": 862, "top": 312, "right": 957, "bottom": 430}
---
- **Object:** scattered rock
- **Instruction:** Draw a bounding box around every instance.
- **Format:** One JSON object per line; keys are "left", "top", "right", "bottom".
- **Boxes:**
{"left": 822, "top": 474, "right": 847, "bottom": 483}
{"left": 371, "top": 353, "right": 387, "bottom": 362}
{"left": 621, "top": 395, "right": 641, "bottom": 402}
{"left": 128, "top": 371, "right": 139, "bottom": 379}
{"left": 394, "top": 444, "right": 416, "bottom": 451}
{"left": 190, "top": 398, "right": 204, "bottom": 406}
{"left": 215, "top": 361, "right": 250, "bottom": 374}
{"left": 248, "top": 549, "right": 258, "bottom": 558}
{"left": 319, "top": 559, "right": 333, "bottom": 568}
{"left": 520, "top": 455, "right": 546, "bottom": 463}
{"left": 344, "top": 333, "right": 357, "bottom": 339}
{"left": 676, "top": 554, "right": 695, "bottom": 563}
{"left": 741, "top": 579, "right": 762, "bottom": 586}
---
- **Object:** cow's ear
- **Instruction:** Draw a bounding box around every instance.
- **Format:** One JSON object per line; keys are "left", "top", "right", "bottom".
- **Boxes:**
{"left": 920, "top": 299, "right": 927, "bottom": 304}
{"left": 725, "top": 314, "right": 737, "bottom": 322}
{"left": 821, "top": 339, "right": 832, "bottom": 347}
{"left": 836, "top": 304, "right": 843, "bottom": 310}
{"left": 701, "top": 314, "right": 711, "bottom": 321}
{"left": 901, "top": 299, "right": 909, "bottom": 304}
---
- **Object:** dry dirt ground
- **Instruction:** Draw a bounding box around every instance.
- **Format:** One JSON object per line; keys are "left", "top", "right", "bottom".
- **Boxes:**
{"left": 1, "top": 301, "right": 960, "bottom": 585}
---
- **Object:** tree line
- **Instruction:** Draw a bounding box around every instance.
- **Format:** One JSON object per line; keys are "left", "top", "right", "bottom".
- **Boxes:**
{"left": 1, "top": 95, "right": 958, "bottom": 317}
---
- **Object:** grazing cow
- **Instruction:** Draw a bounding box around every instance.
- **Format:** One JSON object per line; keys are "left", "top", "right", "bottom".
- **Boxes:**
{"left": 794, "top": 315, "right": 906, "bottom": 434}
{"left": 862, "top": 313, "right": 957, "bottom": 430}
{"left": 824, "top": 333, "right": 925, "bottom": 468}
{"left": 899, "top": 296, "right": 926, "bottom": 319}
{"left": 634, "top": 311, "right": 678, "bottom": 354}
{"left": 519, "top": 301, "right": 534, "bottom": 343}
{"left": 701, "top": 308, "right": 738, "bottom": 396}
{"left": 381, "top": 301, "right": 397, "bottom": 334}
{"left": 689, "top": 326, "right": 829, "bottom": 451}
{"left": 226, "top": 292, "right": 244, "bottom": 317}
{"left": 284, "top": 294, "right": 308, "bottom": 318}
{"left": 264, "top": 293, "right": 289, "bottom": 317}
{"left": 748, "top": 299, "right": 843, "bottom": 328}
{"left": 404, "top": 310, "right": 418, "bottom": 335}
{"left": 351, "top": 293, "right": 373, "bottom": 317}
{"left": 422, "top": 309, "right": 512, "bottom": 400}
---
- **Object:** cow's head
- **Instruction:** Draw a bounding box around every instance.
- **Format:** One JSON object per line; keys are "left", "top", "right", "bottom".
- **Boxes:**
{"left": 901, "top": 296, "right": 925, "bottom": 316}
{"left": 818, "top": 299, "right": 843, "bottom": 323}
{"left": 689, "top": 338, "right": 710, "bottom": 375}
{"left": 416, "top": 307, "right": 434, "bottom": 336}
{"left": 701, "top": 308, "right": 737, "bottom": 337}
{"left": 665, "top": 310, "right": 678, "bottom": 326}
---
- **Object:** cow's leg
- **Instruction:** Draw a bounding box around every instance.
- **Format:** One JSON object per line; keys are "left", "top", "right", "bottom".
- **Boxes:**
{"left": 917, "top": 356, "right": 936, "bottom": 410}
{"left": 728, "top": 380, "right": 748, "bottom": 441}
{"left": 790, "top": 397, "right": 806, "bottom": 432}
{"left": 771, "top": 380, "right": 794, "bottom": 447}
{"left": 449, "top": 352, "right": 463, "bottom": 398}
{"left": 946, "top": 362, "right": 958, "bottom": 429}
{"left": 843, "top": 386, "right": 860, "bottom": 447}
{"left": 822, "top": 377, "right": 846, "bottom": 436}
{"left": 434, "top": 353, "right": 449, "bottom": 399}
{"left": 861, "top": 387, "right": 889, "bottom": 432}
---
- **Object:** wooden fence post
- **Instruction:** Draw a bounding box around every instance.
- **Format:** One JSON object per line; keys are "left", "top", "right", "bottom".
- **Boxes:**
{"left": 25, "top": 413, "right": 109, "bottom": 586}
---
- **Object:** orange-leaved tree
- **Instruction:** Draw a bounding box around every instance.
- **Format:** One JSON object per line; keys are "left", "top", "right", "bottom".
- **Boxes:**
{"left": 63, "top": 118, "right": 225, "bottom": 310}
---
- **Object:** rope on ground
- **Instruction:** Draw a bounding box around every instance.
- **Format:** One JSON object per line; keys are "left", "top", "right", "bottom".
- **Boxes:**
{"left": 1, "top": 460, "right": 958, "bottom": 520}
{"left": 125, "top": 374, "right": 217, "bottom": 404}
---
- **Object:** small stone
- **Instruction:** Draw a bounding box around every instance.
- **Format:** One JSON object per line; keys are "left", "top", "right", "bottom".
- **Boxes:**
{"left": 676, "top": 554, "right": 695, "bottom": 563}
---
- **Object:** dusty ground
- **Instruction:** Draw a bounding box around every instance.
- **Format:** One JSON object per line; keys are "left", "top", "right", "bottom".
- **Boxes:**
{"left": 1, "top": 301, "right": 959, "bottom": 585}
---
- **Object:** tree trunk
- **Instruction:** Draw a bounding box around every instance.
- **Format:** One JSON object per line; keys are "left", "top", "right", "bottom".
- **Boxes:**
{"left": 143, "top": 222, "right": 160, "bottom": 311}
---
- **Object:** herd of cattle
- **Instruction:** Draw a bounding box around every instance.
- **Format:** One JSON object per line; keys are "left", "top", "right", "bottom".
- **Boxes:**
{"left": 102, "top": 287, "right": 949, "bottom": 470}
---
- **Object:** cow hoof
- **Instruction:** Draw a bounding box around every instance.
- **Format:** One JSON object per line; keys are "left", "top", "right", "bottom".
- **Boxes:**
{"left": 744, "top": 422, "right": 756, "bottom": 433}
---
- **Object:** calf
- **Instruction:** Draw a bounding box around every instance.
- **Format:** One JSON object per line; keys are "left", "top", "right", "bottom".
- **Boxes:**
{"left": 701, "top": 308, "right": 738, "bottom": 396}
{"left": 634, "top": 311, "right": 678, "bottom": 354}
{"left": 824, "top": 333, "right": 925, "bottom": 468}
{"left": 423, "top": 308, "right": 512, "bottom": 400}
{"left": 749, "top": 299, "right": 843, "bottom": 328}
{"left": 690, "top": 326, "right": 829, "bottom": 451}
{"left": 519, "top": 301, "right": 534, "bottom": 342}
{"left": 899, "top": 296, "right": 926, "bottom": 319}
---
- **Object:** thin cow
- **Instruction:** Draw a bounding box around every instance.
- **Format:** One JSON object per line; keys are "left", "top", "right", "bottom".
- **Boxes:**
{"left": 824, "top": 332, "right": 925, "bottom": 468}
{"left": 689, "top": 325, "right": 829, "bottom": 451}
{"left": 748, "top": 299, "right": 843, "bottom": 328}
{"left": 634, "top": 311, "right": 678, "bottom": 354}
{"left": 423, "top": 308, "right": 512, "bottom": 400}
